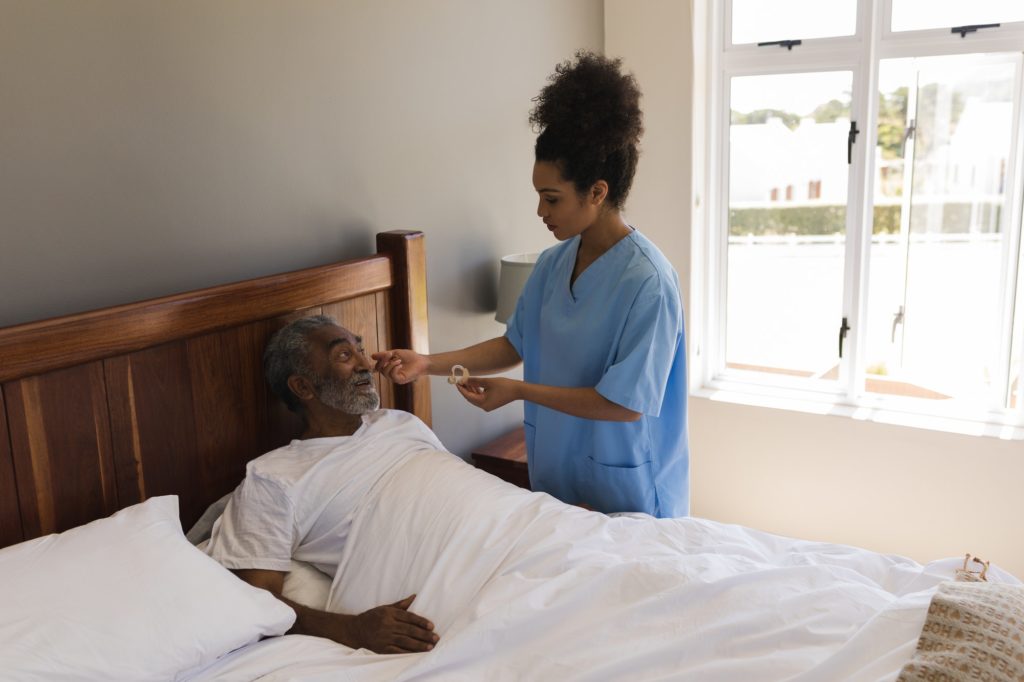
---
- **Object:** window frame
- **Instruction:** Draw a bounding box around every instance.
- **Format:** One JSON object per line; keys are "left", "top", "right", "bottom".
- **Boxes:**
{"left": 697, "top": 0, "right": 1024, "bottom": 435}
{"left": 881, "top": 0, "right": 1024, "bottom": 44}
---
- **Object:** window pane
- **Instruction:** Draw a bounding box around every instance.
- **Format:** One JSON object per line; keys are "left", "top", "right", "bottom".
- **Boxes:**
{"left": 891, "top": 0, "right": 1024, "bottom": 32}
{"left": 864, "top": 55, "right": 1018, "bottom": 405}
{"left": 727, "top": 72, "right": 853, "bottom": 380}
{"left": 732, "top": 0, "right": 858, "bottom": 44}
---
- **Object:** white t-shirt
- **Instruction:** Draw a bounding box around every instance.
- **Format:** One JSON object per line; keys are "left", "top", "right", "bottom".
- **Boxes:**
{"left": 206, "top": 409, "right": 445, "bottom": 576}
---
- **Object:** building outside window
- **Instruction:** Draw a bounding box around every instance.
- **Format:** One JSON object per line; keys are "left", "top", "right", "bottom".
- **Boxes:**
{"left": 699, "top": 0, "right": 1024, "bottom": 430}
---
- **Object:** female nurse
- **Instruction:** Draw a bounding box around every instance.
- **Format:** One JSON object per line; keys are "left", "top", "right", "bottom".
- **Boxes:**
{"left": 374, "top": 51, "right": 689, "bottom": 518}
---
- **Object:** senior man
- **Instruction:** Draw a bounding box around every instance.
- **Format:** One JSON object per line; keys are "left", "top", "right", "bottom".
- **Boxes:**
{"left": 206, "top": 315, "right": 441, "bottom": 654}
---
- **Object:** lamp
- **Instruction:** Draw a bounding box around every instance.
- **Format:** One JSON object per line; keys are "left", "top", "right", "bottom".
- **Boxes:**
{"left": 495, "top": 252, "right": 539, "bottom": 324}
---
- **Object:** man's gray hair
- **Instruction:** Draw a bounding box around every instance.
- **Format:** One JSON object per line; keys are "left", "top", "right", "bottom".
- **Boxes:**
{"left": 263, "top": 314, "right": 339, "bottom": 413}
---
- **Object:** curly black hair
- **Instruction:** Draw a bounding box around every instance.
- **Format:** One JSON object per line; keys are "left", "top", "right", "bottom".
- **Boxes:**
{"left": 530, "top": 51, "right": 643, "bottom": 211}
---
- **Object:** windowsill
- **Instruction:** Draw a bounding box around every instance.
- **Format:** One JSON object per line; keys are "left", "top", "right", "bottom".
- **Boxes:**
{"left": 692, "top": 382, "right": 1024, "bottom": 441}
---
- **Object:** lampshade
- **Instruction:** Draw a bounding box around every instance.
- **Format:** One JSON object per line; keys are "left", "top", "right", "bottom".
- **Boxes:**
{"left": 495, "top": 252, "right": 539, "bottom": 323}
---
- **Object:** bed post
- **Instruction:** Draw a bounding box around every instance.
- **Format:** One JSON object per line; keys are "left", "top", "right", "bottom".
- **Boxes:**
{"left": 0, "top": 392, "right": 22, "bottom": 547}
{"left": 377, "top": 231, "right": 432, "bottom": 427}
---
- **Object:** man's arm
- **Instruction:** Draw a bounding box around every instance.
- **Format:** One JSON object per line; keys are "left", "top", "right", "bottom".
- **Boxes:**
{"left": 234, "top": 569, "right": 438, "bottom": 654}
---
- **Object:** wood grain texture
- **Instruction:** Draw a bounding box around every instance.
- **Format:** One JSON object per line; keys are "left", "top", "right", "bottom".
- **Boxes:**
{"left": 184, "top": 325, "right": 265, "bottom": 528}
{"left": 104, "top": 342, "right": 202, "bottom": 519}
{"left": 0, "top": 257, "right": 392, "bottom": 383}
{"left": 374, "top": 291, "right": 396, "bottom": 410}
{"left": 0, "top": 390, "right": 23, "bottom": 546}
{"left": 471, "top": 428, "right": 530, "bottom": 490}
{"left": 5, "top": 364, "right": 118, "bottom": 538}
{"left": 377, "top": 231, "right": 432, "bottom": 426}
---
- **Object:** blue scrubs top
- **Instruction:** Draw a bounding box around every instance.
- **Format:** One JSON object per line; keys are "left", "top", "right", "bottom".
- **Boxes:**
{"left": 505, "top": 229, "right": 689, "bottom": 517}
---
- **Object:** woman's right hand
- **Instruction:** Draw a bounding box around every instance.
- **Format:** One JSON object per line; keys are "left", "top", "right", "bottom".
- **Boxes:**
{"left": 372, "top": 349, "right": 430, "bottom": 385}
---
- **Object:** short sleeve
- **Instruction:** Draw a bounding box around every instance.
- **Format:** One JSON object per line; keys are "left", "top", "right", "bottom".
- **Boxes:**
{"left": 206, "top": 474, "right": 296, "bottom": 572}
{"left": 504, "top": 256, "right": 545, "bottom": 359}
{"left": 595, "top": 286, "right": 682, "bottom": 417}
{"left": 504, "top": 288, "right": 527, "bottom": 358}
{"left": 505, "top": 246, "right": 564, "bottom": 359}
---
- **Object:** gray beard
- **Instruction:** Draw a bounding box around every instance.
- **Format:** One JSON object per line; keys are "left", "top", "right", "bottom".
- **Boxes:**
{"left": 315, "top": 371, "right": 380, "bottom": 415}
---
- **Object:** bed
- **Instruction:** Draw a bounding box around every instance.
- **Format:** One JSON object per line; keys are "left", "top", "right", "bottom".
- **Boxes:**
{"left": 1, "top": 230, "right": 1021, "bottom": 681}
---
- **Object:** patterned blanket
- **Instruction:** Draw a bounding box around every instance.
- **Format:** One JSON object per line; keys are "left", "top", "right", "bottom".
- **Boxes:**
{"left": 898, "top": 579, "right": 1024, "bottom": 682}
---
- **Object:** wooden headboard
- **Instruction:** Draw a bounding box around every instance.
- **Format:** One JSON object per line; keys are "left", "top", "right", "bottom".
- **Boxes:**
{"left": 0, "top": 230, "right": 430, "bottom": 550}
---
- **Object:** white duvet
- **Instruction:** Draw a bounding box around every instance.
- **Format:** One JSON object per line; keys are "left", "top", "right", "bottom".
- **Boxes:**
{"left": 192, "top": 450, "right": 1020, "bottom": 681}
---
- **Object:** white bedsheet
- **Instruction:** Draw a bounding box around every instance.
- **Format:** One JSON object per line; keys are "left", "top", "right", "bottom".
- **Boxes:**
{"left": 189, "top": 450, "right": 1020, "bottom": 681}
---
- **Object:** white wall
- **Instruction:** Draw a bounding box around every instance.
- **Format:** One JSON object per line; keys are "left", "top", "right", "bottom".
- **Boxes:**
{"left": 606, "top": 0, "right": 1024, "bottom": 578}
{"left": 603, "top": 0, "right": 692, "bottom": 308}
{"left": 0, "top": 0, "right": 603, "bottom": 456}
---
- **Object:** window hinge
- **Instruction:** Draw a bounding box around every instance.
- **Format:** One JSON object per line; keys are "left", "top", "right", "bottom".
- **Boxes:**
{"left": 951, "top": 23, "right": 1000, "bottom": 38}
{"left": 847, "top": 121, "right": 859, "bottom": 165}
{"left": 838, "top": 317, "right": 851, "bottom": 358}
{"left": 756, "top": 39, "right": 802, "bottom": 50}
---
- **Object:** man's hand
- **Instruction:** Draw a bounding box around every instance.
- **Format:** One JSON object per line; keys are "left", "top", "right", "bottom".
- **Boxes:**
{"left": 351, "top": 595, "right": 438, "bottom": 654}
{"left": 372, "top": 349, "right": 429, "bottom": 385}
{"left": 455, "top": 377, "right": 520, "bottom": 412}
{"left": 234, "top": 569, "right": 437, "bottom": 655}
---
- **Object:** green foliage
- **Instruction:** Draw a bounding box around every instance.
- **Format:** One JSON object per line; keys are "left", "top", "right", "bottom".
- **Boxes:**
{"left": 729, "top": 202, "right": 1001, "bottom": 236}
{"left": 877, "top": 86, "right": 908, "bottom": 160}
{"left": 730, "top": 109, "right": 802, "bottom": 130}
{"left": 908, "top": 202, "right": 1002, "bottom": 234}
{"left": 810, "top": 98, "right": 849, "bottom": 124}
{"left": 729, "top": 205, "right": 901, "bottom": 236}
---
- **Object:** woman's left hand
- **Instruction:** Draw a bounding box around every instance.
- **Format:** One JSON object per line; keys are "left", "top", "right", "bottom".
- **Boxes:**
{"left": 455, "top": 377, "right": 520, "bottom": 412}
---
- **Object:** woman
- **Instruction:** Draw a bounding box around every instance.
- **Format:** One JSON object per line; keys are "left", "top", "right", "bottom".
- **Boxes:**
{"left": 374, "top": 51, "right": 688, "bottom": 517}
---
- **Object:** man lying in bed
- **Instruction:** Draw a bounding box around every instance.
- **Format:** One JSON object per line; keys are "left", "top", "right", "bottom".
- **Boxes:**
{"left": 205, "top": 315, "right": 441, "bottom": 655}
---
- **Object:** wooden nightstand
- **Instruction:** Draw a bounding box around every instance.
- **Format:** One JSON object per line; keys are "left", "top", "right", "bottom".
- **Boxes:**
{"left": 471, "top": 427, "right": 530, "bottom": 489}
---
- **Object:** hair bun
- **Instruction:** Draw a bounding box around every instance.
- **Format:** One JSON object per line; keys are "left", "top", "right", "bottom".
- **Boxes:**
{"left": 530, "top": 51, "right": 643, "bottom": 210}
{"left": 530, "top": 51, "right": 643, "bottom": 153}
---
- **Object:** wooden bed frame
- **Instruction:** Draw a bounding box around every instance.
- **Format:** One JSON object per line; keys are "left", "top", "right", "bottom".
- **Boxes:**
{"left": 0, "top": 230, "right": 430, "bottom": 551}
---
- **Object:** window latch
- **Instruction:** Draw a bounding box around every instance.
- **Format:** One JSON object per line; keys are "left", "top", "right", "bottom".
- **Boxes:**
{"left": 838, "top": 317, "right": 851, "bottom": 358}
{"left": 951, "top": 23, "right": 1000, "bottom": 38}
{"left": 756, "top": 39, "right": 802, "bottom": 50}
{"left": 847, "top": 121, "right": 859, "bottom": 165}
{"left": 900, "top": 119, "right": 916, "bottom": 157}
{"left": 891, "top": 305, "right": 905, "bottom": 343}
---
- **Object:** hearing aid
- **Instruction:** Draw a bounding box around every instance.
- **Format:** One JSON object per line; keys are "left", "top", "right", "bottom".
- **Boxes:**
{"left": 448, "top": 364, "right": 470, "bottom": 386}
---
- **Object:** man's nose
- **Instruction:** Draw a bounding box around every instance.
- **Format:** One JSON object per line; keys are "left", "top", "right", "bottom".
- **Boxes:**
{"left": 356, "top": 351, "right": 373, "bottom": 370}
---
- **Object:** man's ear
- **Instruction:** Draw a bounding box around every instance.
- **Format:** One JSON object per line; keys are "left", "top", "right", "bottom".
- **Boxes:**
{"left": 589, "top": 180, "right": 609, "bottom": 206}
{"left": 287, "top": 374, "right": 316, "bottom": 403}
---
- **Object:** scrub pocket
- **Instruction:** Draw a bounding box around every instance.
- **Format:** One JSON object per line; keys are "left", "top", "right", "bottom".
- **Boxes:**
{"left": 584, "top": 457, "right": 657, "bottom": 515}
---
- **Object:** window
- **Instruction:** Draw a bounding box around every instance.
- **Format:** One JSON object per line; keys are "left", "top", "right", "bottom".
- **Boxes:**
{"left": 700, "top": 0, "right": 1024, "bottom": 430}
{"left": 890, "top": 0, "right": 1024, "bottom": 34}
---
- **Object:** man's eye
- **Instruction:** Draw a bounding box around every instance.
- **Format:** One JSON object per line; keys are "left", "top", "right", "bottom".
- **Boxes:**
{"left": 545, "top": 198, "right": 558, "bottom": 205}
{"left": 338, "top": 351, "right": 350, "bottom": 360}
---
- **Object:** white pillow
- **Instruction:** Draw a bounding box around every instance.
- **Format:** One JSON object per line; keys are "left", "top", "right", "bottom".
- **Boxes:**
{"left": 0, "top": 495, "right": 296, "bottom": 681}
{"left": 281, "top": 559, "right": 334, "bottom": 609}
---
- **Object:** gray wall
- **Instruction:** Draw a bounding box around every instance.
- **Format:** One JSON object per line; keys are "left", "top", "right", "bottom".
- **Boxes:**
{"left": 1, "top": 0, "right": 603, "bottom": 456}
